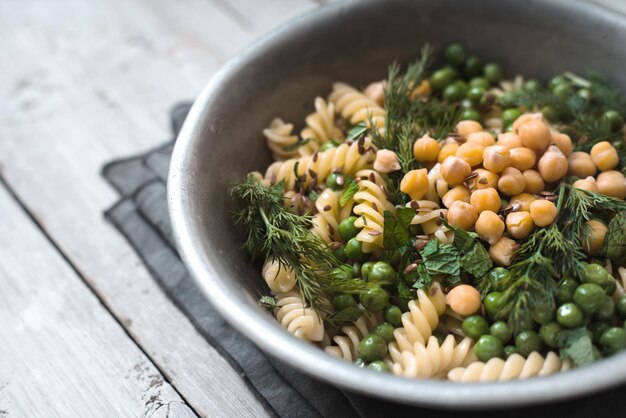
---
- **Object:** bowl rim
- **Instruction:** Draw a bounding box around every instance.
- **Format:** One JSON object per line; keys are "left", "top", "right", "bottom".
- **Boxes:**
{"left": 169, "top": 0, "right": 626, "bottom": 408}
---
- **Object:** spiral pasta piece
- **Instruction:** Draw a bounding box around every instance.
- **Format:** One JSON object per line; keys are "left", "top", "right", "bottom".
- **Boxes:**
{"left": 353, "top": 174, "right": 395, "bottom": 252}
{"left": 328, "top": 82, "right": 386, "bottom": 129}
{"left": 262, "top": 260, "right": 297, "bottom": 294}
{"left": 448, "top": 351, "right": 570, "bottom": 382}
{"left": 324, "top": 313, "right": 380, "bottom": 361}
{"left": 393, "top": 283, "right": 447, "bottom": 351}
{"left": 300, "top": 98, "right": 344, "bottom": 153}
{"left": 274, "top": 290, "right": 324, "bottom": 342}
{"left": 312, "top": 189, "right": 341, "bottom": 243}
{"left": 263, "top": 118, "right": 301, "bottom": 161}
{"left": 389, "top": 335, "right": 476, "bottom": 379}
{"left": 265, "top": 137, "right": 376, "bottom": 190}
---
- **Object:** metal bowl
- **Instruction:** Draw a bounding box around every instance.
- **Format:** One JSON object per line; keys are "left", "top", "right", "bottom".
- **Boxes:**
{"left": 169, "top": 0, "right": 626, "bottom": 408}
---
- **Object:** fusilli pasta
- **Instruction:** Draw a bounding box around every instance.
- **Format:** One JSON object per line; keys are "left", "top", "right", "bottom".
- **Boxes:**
{"left": 353, "top": 173, "right": 395, "bottom": 252}
{"left": 312, "top": 189, "right": 342, "bottom": 243}
{"left": 324, "top": 313, "right": 380, "bottom": 361}
{"left": 300, "top": 97, "right": 344, "bottom": 152}
{"left": 263, "top": 118, "right": 300, "bottom": 161}
{"left": 262, "top": 260, "right": 297, "bottom": 294}
{"left": 274, "top": 290, "right": 325, "bottom": 342}
{"left": 328, "top": 82, "right": 385, "bottom": 130}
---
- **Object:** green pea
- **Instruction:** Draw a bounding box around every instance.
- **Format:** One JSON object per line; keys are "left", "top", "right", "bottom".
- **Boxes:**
{"left": 352, "top": 262, "right": 362, "bottom": 278}
{"left": 483, "top": 63, "right": 503, "bottom": 83}
{"left": 488, "top": 268, "right": 510, "bottom": 292}
{"left": 461, "top": 98, "right": 475, "bottom": 109}
{"left": 484, "top": 292, "right": 503, "bottom": 320}
{"left": 589, "top": 321, "right": 610, "bottom": 344}
{"left": 339, "top": 216, "right": 360, "bottom": 242}
{"left": 384, "top": 306, "right": 403, "bottom": 328}
{"left": 354, "top": 358, "right": 366, "bottom": 367}
{"left": 573, "top": 283, "right": 605, "bottom": 314}
{"left": 372, "top": 323, "right": 395, "bottom": 343}
{"left": 369, "top": 261, "right": 396, "bottom": 283}
{"left": 402, "top": 271, "right": 418, "bottom": 286}
{"left": 515, "top": 330, "right": 543, "bottom": 357}
{"left": 461, "top": 109, "right": 482, "bottom": 122}
{"left": 464, "top": 55, "right": 484, "bottom": 77}
{"left": 462, "top": 315, "right": 490, "bottom": 339}
{"left": 553, "top": 83, "right": 573, "bottom": 99}
{"left": 333, "top": 245, "right": 347, "bottom": 262}
{"left": 580, "top": 264, "right": 611, "bottom": 288}
{"left": 502, "top": 108, "right": 522, "bottom": 128}
{"left": 360, "top": 287, "right": 389, "bottom": 312}
{"left": 361, "top": 261, "right": 375, "bottom": 280}
{"left": 443, "top": 81, "right": 468, "bottom": 102}
{"left": 444, "top": 43, "right": 468, "bottom": 67}
{"left": 467, "top": 86, "right": 485, "bottom": 104}
{"left": 346, "top": 238, "right": 366, "bottom": 262}
{"left": 333, "top": 294, "right": 357, "bottom": 311}
{"left": 430, "top": 66, "right": 458, "bottom": 90}
{"left": 357, "top": 334, "right": 388, "bottom": 362}
{"left": 532, "top": 304, "right": 554, "bottom": 325}
{"left": 577, "top": 88, "right": 591, "bottom": 102}
{"left": 474, "top": 335, "right": 504, "bottom": 361}
{"left": 595, "top": 297, "right": 615, "bottom": 321}
{"left": 504, "top": 345, "right": 519, "bottom": 358}
{"left": 599, "top": 327, "right": 626, "bottom": 354}
{"left": 469, "top": 77, "right": 490, "bottom": 90}
{"left": 490, "top": 321, "right": 512, "bottom": 343}
{"left": 326, "top": 172, "right": 345, "bottom": 191}
{"left": 557, "top": 277, "right": 579, "bottom": 304}
{"left": 331, "top": 267, "right": 352, "bottom": 281}
{"left": 557, "top": 303, "right": 585, "bottom": 328}
{"left": 539, "top": 322, "right": 562, "bottom": 348}
{"left": 367, "top": 360, "right": 390, "bottom": 373}
{"left": 606, "top": 279, "right": 617, "bottom": 297}
{"left": 498, "top": 91, "right": 518, "bottom": 109}
{"left": 541, "top": 106, "right": 559, "bottom": 122}
{"left": 523, "top": 79, "right": 542, "bottom": 92}
{"left": 603, "top": 110, "right": 624, "bottom": 133}
{"left": 548, "top": 75, "right": 569, "bottom": 91}
{"left": 616, "top": 295, "right": 626, "bottom": 319}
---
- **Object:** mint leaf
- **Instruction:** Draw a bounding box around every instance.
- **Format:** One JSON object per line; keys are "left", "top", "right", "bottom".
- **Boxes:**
{"left": 259, "top": 295, "right": 277, "bottom": 309}
{"left": 453, "top": 228, "right": 479, "bottom": 252}
{"left": 420, "top": 240, "right": 461, "bottom": 280}
{"left": 340, "top": 177, "right": 359, "bottom": 206}
{"left": 397, "top": 282, "right": 413, "bottom": 311}
{"left": 412, "top": 263, "right": 432, "bottom": 290}
{"left": 331, "top": 306, "right": 365, "bottom": 323}
{"left": 558, "top": 327, "right": 595, "bottom": 367}
{"left": 347, "top": 123, "right": 368, "bottom": 140}
{"left": 605, "top": 210, "right": 626, "bottom": 264}
{"left": 460, "top": 242, "right": 493, "bottom": 278}
{"left": 383, "top": 208, "right": 416, "bottom": 258}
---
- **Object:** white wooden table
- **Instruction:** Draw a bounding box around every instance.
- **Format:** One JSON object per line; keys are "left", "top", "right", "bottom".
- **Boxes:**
{"left": 1, "top": 0, "right": 624, "bottom": 417}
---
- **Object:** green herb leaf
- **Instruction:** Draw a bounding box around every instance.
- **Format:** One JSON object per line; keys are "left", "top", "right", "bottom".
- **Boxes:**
{"left": 346, "top": 123, "right": 368, "bottom": 141}
{"left": 460, "top": 242, "right": 493, "bottom": 278}
{"left": 382, "top": 208, "right": 416, "bottom": 258}
{"left": 558, "top": 327, "right": 595, "bottom": 367}
{"left": 340, "top": 177, "right": 359, "bottom": 206}
{"left": 605, "top": 210, "right": 626, "bottom": 264}
{"left": 330, "top": 306, "right": 365, "bottom": 323}
{"left": 308, "top": 190, "right": 320, "bottom": 202}
{"left": 420, "top": 240, "right": 461, "bottom": 279}
{"left": 453, "top": 228, "right": 479, "bottom": 252}
{"left": 283, "top": 137, "right": 310, "bottom": 152}
{"left": 397, "top": 282, "right": 413, "bottom": 311}
{"left": 412, "top": 263, "right": 432, "bottom": 290}
{"left": 259, "top": 295, "right": 277, "bottom": 309}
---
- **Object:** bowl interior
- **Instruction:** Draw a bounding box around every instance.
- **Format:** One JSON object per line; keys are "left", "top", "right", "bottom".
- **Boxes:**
{"left": 169, "top": 0, "right": 626, "bottom": 408}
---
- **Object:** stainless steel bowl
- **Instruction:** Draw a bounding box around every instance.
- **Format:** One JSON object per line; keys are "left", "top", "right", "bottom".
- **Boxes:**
{"left": 169, "top": 0, "right": 626, "bottom": 408}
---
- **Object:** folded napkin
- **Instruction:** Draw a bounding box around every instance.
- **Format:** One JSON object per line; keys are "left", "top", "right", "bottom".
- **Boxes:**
{"left": 103, "top": 102, "right": 626, "bottom": 418}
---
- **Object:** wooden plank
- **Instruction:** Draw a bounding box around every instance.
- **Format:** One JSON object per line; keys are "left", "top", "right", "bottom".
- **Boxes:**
{"left": 0, "top": 182, "right": 197, "bottom": 418}
{"left": 0, "top": 0, "right": 318, "bottom": 416}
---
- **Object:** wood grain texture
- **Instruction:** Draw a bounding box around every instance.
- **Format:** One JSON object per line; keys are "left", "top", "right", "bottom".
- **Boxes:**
{"left": 0, "top": 0, "right": 317, "bottom": 416}
{"left": 0, "top": 182, "right": 197, "bottom": 418}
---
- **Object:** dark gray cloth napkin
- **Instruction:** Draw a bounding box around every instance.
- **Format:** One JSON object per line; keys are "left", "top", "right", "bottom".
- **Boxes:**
{"left": 103, "top": 102, "right": 626, "bottom": 418}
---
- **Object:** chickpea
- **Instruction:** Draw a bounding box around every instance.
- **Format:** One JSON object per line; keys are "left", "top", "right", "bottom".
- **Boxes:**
{"left": 442, "top": 185, "right": 471, "bottom": 209}
{"left": 413, "top": 134, "right": 440, "bottom": 162}
{"left": 456, "top": 142, "right": 485, "bottom": 167}
{"left": 489, "top": 236, "right": 519, "bottom": 266}
{"left": 440, "top": 156, "right": 472, "bottom": 185}
{"left": 538, "top": 145, "right": 568, "bottom": 182}
{"left": 512, "top": 112, "right": 543, "bottom": 131}
{"left": 456, "top": 120, "right": 483, "bottom": 140}
{"left": 470, "top": 188, "right": 502, "bottom": 213}
{"left": 522, "top": 169, "right": 545, "bottom": 194}
{"left": 551, "top": 131, "right": 573, "bottom": 157}
{"left": 572, "top": 176, "right": 599, "bottom": 193}
{"left": 374, "top": 149, "right": 401, "bottom": 173}
{"left": 510, "top": 193, "right": 536, "bottom": 212}
{"left": 438, "top": 143, "right": 459, "bottom": 163}
{"left": 517, "top": 118, "right": 552, "bottom": 153}
{"left": 590, "top": 141, "right": 619, "bottom": 171}
{"left": 400, "top": 168, "right": 429, "bottom": 200}
{"left": 498, "top": 167, "right": 526, "bottom": 196}
{"left": 447, "top": 201, "right": 479, "bottom": 230}
{"left": 467, "top": 131, "right": 496, "bottom": 147}
{"left": 497, "top": 132, "right": 523, "bottom": 149}
{"left": 509, "top": 147, "right": 536, "bottom": 171}
{"left": 475, "top": 210, "right": 505, "bottom": 244}
{"left": 482, "top": 145, "right": 510, "bottom": 173}
{"left": 469, "top": 168, "right": 499, "bottom": 190}
{"left": 363, "top": 81, "right": 385, "bottom": 106}
{"left": 446, "top": 285, "right": 481, "bottom": 316}
{"left": 597, "top": 170, "right": 626, "bottom": 199}
{"left": 567, "top": 151, "right": 597, "bottom": 178}
{"left": 529, "top": 199, "right": 558, "bottom": 227}
{"left": 582, "top": 219, "right": 609, "bottom": 255}
{"left": 506, "top": 211, "right": 534, "bottom": 239}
